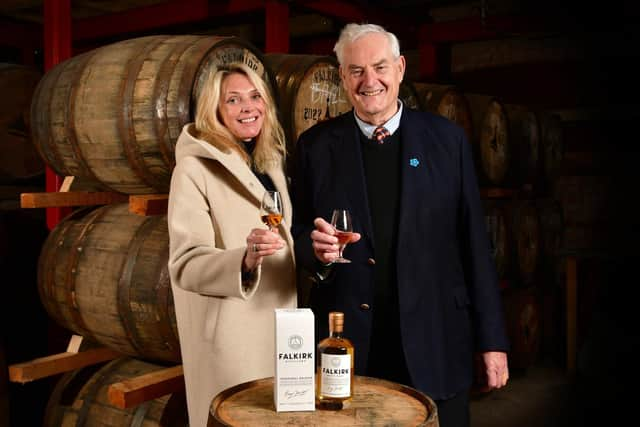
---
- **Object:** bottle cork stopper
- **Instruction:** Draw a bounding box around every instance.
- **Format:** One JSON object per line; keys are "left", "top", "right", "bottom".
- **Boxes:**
{"left": 329, "top": 311, "right": 344, "bottom": 332}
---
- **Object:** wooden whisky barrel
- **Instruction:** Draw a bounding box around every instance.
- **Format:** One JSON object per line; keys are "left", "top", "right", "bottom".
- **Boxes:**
{"left": 536, "top": 198, "right": 564, "bottom": 285}
{"left": 30, "top": 35, "right": 272, "bottom": 194}
{"left": 537, "top": 111, "right": 565, "bottom": 191}
{"left": 465, "top": 94, "right": 510, "bottom": 186}
{"left": 508, "top": 200, "right": 541, "bottom": 286}
{"left": 414, "top": 83, "right": 473, "bottom": 141}
{"left": 399, "top": 80, "right": 423, "bottom": 111}
{"left": 501, "top": 287, "right": 541, "bottom": 371}
{"left": 209, "top": 376, "right": 439, "bottom": 426}
{"left": 37, "top": 204, "right": 180, "bottom": 362}
{"left": 264, "top": 54, "right": 351, "bottom": 150}
{"left": 0, "top": 63, "right": 44, "bottom": 183}
{"left": 505, "top": 104, "right": 540, "bottom": 188}
{"left": 482, "top": 199, "right": 511, "bottom": 280}
{"left": 44, "top": 358, "right": 188, "bottom": 427}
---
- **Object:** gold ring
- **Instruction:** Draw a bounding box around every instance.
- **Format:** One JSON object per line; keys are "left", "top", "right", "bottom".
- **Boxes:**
{"left": 253, "top": 243, "right": 258, "bottom": 252}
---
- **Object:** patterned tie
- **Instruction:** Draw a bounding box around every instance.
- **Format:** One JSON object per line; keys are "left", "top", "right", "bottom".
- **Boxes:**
{"left": 372, "top": 126, "right": 390, "bottom": 144}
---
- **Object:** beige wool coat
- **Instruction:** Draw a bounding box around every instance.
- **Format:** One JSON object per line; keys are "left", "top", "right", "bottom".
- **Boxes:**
{"left": 168, "top": 124, "right": 297, "bottom": 427}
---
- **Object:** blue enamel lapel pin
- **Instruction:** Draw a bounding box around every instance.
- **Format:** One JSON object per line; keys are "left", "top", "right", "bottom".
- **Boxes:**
{"left": 409, "top": 158, "right": 420, "bottom": 167}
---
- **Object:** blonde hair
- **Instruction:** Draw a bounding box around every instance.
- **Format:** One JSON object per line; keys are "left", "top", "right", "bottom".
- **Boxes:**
{"left": 333, "top": 23, "right": 401, "bottom": 66}
{"left": 194, "top": 63, "right": 285, "bottom": 173}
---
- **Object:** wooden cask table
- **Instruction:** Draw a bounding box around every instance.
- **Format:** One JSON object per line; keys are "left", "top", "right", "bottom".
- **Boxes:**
{"left": 209, "top": 375, "right": 439, "bottom": 426}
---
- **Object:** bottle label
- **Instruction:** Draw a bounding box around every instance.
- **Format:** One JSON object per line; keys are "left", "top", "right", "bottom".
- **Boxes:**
{"left": 320, "top": 354, "right": 351, "bottom": 397}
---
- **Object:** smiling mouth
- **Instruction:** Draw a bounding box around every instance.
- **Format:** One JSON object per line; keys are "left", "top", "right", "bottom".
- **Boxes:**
{"left": 360, "top": 89, "right": 384, "bottom": 96}
{"left": 239, "top": 117, "right": 257, "bottom": 123}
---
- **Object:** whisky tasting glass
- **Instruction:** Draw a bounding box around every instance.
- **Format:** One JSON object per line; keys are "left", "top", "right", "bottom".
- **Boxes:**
{"left": 330, "top": 209, "right": 354, "bottom": 263}
{"left": 260, "top": 191, "right": 283, "bottom": 231}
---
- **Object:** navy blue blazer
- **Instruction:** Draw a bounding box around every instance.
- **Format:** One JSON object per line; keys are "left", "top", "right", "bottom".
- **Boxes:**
{"left": 291, "top": 108, "right": 509, "bottom": 399}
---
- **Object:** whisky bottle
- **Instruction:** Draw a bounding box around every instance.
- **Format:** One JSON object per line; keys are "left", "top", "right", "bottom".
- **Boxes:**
{"left": 316, "top": 311, "right": 354, "bottom": 409}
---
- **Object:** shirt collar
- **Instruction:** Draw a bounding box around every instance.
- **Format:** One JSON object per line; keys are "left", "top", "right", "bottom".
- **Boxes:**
{"left": 354, "top": 100, "right": 403, "bottom": 139}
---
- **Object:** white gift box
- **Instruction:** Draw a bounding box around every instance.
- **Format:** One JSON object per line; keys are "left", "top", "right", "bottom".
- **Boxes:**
{"left": 274, "top": 308, "right": 315, "bottom": 412}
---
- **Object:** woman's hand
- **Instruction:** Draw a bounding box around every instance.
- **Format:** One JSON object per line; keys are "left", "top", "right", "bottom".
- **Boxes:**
{"left": 244, "top": 228, "right": 285, "bottom": 272}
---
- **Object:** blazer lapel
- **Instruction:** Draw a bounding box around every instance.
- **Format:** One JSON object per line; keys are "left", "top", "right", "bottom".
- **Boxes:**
{"left": 331, "top": 116, "right": 374, "bottom": 252}
{"left": 397, "top": 110, "right": 432, "bottom": 255}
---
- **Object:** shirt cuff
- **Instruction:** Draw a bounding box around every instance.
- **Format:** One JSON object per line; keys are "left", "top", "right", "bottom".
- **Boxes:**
{"left": 241, "top": 267, "right": 259, "bottom": 295}
{"left": 315, "top": 260, "right": 334, "bottom": 282}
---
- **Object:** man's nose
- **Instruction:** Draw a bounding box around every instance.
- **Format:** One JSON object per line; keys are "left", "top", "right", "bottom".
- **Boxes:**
{"left": 362, "top": 67, "right": 376, "bottom": 85}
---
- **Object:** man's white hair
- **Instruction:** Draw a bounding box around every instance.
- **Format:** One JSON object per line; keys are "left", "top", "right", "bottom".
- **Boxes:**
{"left": 333, "top": 23, "right": 401, "bottom": 65}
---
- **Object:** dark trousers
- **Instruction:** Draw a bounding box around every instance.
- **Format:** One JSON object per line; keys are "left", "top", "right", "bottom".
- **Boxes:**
{"left": 435, "top": 390, "right": 470, "bottom": 427}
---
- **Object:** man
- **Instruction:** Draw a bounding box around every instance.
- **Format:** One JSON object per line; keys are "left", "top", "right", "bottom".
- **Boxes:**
{"left": 291, "top": 23, "right": 509, "bottom": 427}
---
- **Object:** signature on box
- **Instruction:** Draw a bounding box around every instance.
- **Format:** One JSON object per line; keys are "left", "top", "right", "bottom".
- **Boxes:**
{"left": 284, "top": 389, "right": 309, "bottom": 399}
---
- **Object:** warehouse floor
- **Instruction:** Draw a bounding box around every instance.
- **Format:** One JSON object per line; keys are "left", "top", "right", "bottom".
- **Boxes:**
{"left": 470, "top": 361, "right": 576, "bottom": 427}
{"left": 470, "top": 317, "right": 636, "bottom": 427}
{"left": 470, "top": 257, "right": 639, "bottom": 427}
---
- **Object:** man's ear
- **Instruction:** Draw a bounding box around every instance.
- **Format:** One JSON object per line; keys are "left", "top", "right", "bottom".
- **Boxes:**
{"left": 338, "top": 65, "right": 346, "bottom": 82}
{"left": 398, "top": 55, "right": 406, "bottom": 80}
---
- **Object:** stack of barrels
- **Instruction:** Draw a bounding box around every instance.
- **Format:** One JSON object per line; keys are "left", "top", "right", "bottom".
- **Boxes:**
{"left": 410, "top": 81, "right": 566, "bottom": 372}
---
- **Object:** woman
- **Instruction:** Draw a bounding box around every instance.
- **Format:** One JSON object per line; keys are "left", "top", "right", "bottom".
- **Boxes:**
{"left": 168, "top": 63, "right": 296, "bottom": 427}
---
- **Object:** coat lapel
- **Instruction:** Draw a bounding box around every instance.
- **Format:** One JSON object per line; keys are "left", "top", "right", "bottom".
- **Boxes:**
{"left": 194, "top": 137, "right": 266, "bottom": 204}
{"left": 267, "top": 164, "right": 291, "bottom": 226}
{"left": 217, "top": 148, "right": 296, "bottom": 264}
{"left": 331, "top": 115, "right": 374, "bottom": 252}
{"left": 397, "top": 110, "right": 432, "bottom": 256}
{"left": 225, "top": 152, "right": 266, "bottom": 203}
{"left": 266, "top": 163, "right": 295, "bottom": 251}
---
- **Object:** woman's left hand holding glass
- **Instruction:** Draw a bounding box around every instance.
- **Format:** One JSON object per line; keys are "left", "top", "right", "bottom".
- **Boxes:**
{"left": 243, "top": 228, "right": 285, "bottom": 272}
